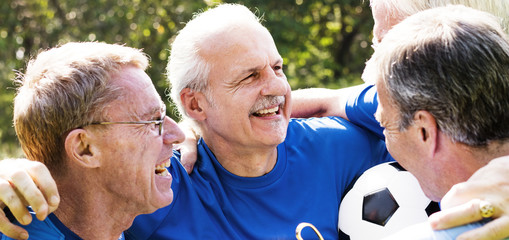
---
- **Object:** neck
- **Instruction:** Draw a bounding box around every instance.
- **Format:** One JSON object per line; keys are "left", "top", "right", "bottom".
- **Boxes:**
{"left": 439, "top": 140, "right": 509, "bottom": 193}
{"left": 54, "top": 174, "right": 136, "bottom": 240}
{"left": 469, "top": 140, "right": 509, "bottom": 167}
{"left": 202, "top": 135, "right": 278, "bottom": 177}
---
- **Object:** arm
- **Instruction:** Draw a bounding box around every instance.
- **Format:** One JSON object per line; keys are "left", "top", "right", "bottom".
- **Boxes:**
{"left": 293, "top": 84, "right": 385, "bottom": 139}
{"left": 429, "top": 156, "right": 509, "bottom": 240}
{"left": 0, "top": 159, "right": 60, "bottom": 239}
{"left": 291, "top": 87, "right": 354, "bottom": 119}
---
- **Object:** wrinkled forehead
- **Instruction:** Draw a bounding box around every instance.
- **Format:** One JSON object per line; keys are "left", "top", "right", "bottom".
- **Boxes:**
{"left": 109, "top": 66, "right": 164, "bottom": 119}
{"left": 199, "top": 23, "right": 281, "bottom": 72}
{"left": 200, "top": 22, "right": 277, "bottom": 53}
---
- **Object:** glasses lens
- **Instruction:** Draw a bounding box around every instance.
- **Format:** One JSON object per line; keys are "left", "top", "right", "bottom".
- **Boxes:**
{"left": 159, "top": 114, "right": 165, "bottom": 136}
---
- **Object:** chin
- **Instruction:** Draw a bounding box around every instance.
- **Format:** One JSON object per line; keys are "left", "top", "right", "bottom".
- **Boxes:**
{"left": 148, "top": 190, "right": 174, "bottom": 214}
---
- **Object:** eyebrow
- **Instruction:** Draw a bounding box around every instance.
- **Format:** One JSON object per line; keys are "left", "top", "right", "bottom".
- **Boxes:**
{"left": 136, "top": 101, "right": 166, "bottom": 120}
{"left": 236, "top": 65, "right": 263, "bottom": 80}
{"left": 235, "top": 58, "right": 283, "bottom": 80}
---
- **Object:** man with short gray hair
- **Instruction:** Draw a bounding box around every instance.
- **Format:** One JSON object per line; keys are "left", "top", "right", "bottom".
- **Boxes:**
{"left": 365, "top": 5, "right": 509, "bottom": 238}
{"left": 0, "top": 42, "right": 185, "bottom": 239}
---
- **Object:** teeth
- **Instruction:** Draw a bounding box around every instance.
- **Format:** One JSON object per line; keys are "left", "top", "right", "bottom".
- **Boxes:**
{"left": 255, "top": 106, "right": 278, "bottom": 115}
{"left": 155, "top": 159, "right": 171, "bottom": 176}
{"left": 156, "top": 168, "right": 170, "bottom": 176}
{"left": 155, "top": 160, "right": 171, "bottom": 169}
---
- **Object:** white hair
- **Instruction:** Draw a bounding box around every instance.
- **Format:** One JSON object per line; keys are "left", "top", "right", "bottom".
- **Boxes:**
{"left": 167, "top": 4, "right": 262, "bottom": 118}
{"left": 370, "top": 0, "right": 509, "bottom": 34}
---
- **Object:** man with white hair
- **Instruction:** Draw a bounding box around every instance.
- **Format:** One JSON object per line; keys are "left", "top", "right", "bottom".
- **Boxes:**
{"left": 0, "top": 4, "right": 391, "bottom": 240}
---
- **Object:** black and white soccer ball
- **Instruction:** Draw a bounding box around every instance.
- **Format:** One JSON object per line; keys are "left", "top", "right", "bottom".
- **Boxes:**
{"left": 338, "top": 162, "right": 440, "bottom": 239}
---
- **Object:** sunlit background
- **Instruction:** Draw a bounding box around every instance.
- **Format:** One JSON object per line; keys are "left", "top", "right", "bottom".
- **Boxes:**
{"left": 0, "top": 0, "right": 375, "bottom": 158}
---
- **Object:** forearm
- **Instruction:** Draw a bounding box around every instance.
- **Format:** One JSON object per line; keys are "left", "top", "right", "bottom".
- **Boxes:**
{"left": 291, "top": 87, "right": 354, "bottom": 120}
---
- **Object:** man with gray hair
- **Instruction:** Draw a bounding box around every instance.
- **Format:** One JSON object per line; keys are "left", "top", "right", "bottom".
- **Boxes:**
{"left": 0, "top": 42, "right": 185, "bottom": 239}
{"left": 366, "top": 4, "right": 509, "bottom": 238}
{"left": 293, "top": 2, "right": 509, "bottom": 239}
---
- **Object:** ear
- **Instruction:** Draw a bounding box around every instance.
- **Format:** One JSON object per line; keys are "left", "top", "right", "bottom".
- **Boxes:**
{"left": 65, "top": 129, "right": 101, "bottom": 168}
{"left": 180, "top": 88, "right": 208, "bottom": 121}
{"left": 412, "top": 110, "right": 438, "bottom": 157}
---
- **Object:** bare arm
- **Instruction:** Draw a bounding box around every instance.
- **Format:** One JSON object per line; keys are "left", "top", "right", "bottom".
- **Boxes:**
{"left": 0, "top": 159, "right": 60, "bottom": 239}
{"left": 429, "top": 156, "right": 509, "bottom": 240}
{"left": 291, "top": 87, "right": 357, "bottom": 120}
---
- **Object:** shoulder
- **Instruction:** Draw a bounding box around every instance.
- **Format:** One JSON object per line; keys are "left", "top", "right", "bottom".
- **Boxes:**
{"left": 1, "top": 212, "right": 65, "bottom": 239}
{"left": 288, "top": 116, "right": 349, "bottom": 130}
{"left": 287, "top": 116, "right": 375, "bottom": 142}
{"left": 286, "top": 117, "right": 385, "bottom": 154}
{"left": 285, "top": 117, "right": 390, "bottom": 163}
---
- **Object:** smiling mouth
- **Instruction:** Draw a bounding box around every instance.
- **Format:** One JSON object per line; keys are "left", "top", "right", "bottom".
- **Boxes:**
{"left": 252, "top": 105, "right": 280, "bottom": 117}
{"left": 155, "top": 159, "right": 171, "bottom": 176}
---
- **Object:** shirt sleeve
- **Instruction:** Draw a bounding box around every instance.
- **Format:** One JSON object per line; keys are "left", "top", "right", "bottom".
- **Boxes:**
{"left": 345, "top": 84, "right": 385, "bottom": 140}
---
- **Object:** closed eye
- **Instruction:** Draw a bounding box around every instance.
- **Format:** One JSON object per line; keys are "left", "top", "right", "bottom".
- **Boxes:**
{"left": 243, "top": 72, "right": 258, "bottom": 80}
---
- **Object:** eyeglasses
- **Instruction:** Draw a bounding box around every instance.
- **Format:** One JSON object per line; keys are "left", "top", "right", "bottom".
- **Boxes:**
{"left": 89, "top": 113, "right": 166, "bottom": 136}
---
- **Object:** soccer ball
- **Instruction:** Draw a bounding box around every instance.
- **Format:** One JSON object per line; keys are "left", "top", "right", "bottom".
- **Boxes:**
{"left": 338, "top": 162, "right": 440, "bottom": 239}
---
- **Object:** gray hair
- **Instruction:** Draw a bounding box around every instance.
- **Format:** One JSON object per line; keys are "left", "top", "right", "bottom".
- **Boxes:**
{"left": 14, "top": 42, "right": 149, "bottom": 174}
{"left": 167, "top": 4, "right": 263, "bottom": 118}
{"left": 370, "top": 0, "right": 509, "bottom": 34}
{"left": 366, "top": 5, "right": 509, "bottom": 146}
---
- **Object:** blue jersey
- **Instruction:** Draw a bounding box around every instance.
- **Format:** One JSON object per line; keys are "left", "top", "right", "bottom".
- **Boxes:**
{"left": 345, "top": 84, "right": 384, "bottom": 140}
{"left": 127, "top": 116, "right": 391, "bottom": 239}
{"left": 0, "top": 211, "right": 125, "bottom": 240}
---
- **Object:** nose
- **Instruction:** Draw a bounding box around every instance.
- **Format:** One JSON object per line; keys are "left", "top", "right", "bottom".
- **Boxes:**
{"left": 162, "top": 116, "right": 185, "bottom": 145}
{"left": 260, "top": 68, "right": 289, "bottom": 96}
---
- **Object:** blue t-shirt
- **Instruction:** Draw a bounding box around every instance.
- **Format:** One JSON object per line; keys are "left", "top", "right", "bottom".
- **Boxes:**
{"left": 345, "top": 84, "right": 384, "bottom": 140}
{"left": 0, "top": 211, "right": 125, "bottom": 240}
{"left": 127, "top": 116, "right": 391, "bottom": 239}
{"left": 345, "top": 84, "right": 497, "bottom": 240}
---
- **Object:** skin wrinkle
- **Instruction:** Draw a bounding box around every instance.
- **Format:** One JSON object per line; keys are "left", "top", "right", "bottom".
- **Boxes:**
{"left": 250, "top": 96, "right": 285, "bottom": 115}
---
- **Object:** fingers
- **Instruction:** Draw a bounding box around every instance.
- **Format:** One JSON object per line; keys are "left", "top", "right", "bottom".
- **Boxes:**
{"left": 0, "top": 210, "right": 29, "bottom": 240}
{"left": 430, "top": 157, "right": 509, "bottom": 239}
{"left": 26, "top": 162, "right": 60, "bottom": 217}
{"left": 430, "top": 198, "right": 509, "bottom": 240}
{"left": 0, "top": 179, "right": 31, "bottom": 226}
{"left": 0, "top": 159, "right": 59, "bottom": 224}
{"left": 456, "top": 216, "right": 509, "bottom": 240}
{"left": 429, "top": 199, "right": 483, "bottom": 230}
{"left": 9, "top": 166, "right": 51, "bottom": 221}
{"left": 440, "top": 181, "right": 482, "bottom": 210}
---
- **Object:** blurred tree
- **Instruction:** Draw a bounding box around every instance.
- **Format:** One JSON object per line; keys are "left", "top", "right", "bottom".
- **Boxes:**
{"left": 232, "top": 0, "right": 374, "bottom": 89}
{"left": 0, "top": 0, "right": 374, "bottom": 157}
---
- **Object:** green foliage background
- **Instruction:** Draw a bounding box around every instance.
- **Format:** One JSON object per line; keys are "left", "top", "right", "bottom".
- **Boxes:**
{"left": 0, "top": 0, "right": 374, "bottom": 158}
